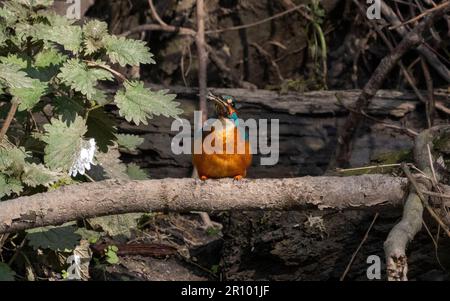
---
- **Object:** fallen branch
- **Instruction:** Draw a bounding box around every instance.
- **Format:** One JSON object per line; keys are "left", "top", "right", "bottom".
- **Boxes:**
{"left": 0, "top": 175, "right": 408, "bottom": 234}
{"left": 146, "top": 84, "right": 446, "bottom": 118}
{"left": 384, "top": 126, "right": 450, "bottom": 281}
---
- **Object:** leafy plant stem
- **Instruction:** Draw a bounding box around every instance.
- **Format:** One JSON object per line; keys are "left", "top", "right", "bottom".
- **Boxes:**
{"left": 313, "top": 22, "right": 328, "bottom": 88}
{"left": 84, "top": 60, "right": 127, "bottom": 82}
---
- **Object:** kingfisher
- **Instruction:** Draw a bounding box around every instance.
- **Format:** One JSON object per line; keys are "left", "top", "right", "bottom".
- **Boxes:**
{"left": 193, "top": 92, "right": 252, "bottom": 181}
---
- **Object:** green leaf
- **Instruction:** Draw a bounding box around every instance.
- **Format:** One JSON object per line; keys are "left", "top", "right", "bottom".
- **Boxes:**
{"left": 0, "top": 25, "right": 8, "bottom": 47}
{"left": 26, "top": 225, "right": 81, "bottom": 251}
{"left": 34, "top": 47, "right": 67, "bottom": 68}
{"left": 12, "top": 79, "right": 47, "bottom": 111}
{"left": 40, "top": 11, "right": 75, "bottom": 27}
{"left": 0, "top": 174, "right": 23, "bottom": 198}
{"left": 105, "top": 249, "right": 119, "bottom": 264}
{"left": 0, "top": 2, "right": 27, "bottom": 26}
{"left": 114, "top": 81, "right": 182, "bottom": 125}
{"left": 90, "top": 146, "right": 128, "bottom": 180}
{"left": 53, "top": 96, "right": 84, "bottom": 123}
{"left": 103, "top": 35, "right": 155, "bottom": 67}
{"left": 86, "top": 108, "right": 116, "bottom": 153}
{"left": 34, "top": 24, "right": 82, "bottom": 53}
{"left": 21, "top": 163, "right": 60, "bottom": 188}
{"left": 0, "top": 263, "right": 16, "bottom": 281}
{"left": 0, "top": 54, "right": 28, "bottom": 69}
{"left": 58, "top": 59, "right": 114, "bottom": 100}
{"left": 42, "top": 116, "right": 87, "bottom": 171}
{"left": 0, "top": 145, "right": 28, "bottom": 174}
{"left": 83, "top": 20, "right": 108, "bottom": 55}
{"left": 89, "top": 213, "right": 141, "bottom": 239}
{"left": 126, "top": 163, "right": 148, "bottom": 180}
{"left": 115, "top": 133, "right": 143, "bottom": 152}
{"left": 74, "top": 228, "right": 103, "bottom": 244}
{"left": 0, "top": 63, "right": 34, "bottom": 89}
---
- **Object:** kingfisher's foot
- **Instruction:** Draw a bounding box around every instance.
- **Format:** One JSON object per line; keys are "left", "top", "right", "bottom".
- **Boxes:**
{"left": 200, "top": 176, "right": 208, "bottom": 181}
{"left": 233, "top": 175, "right": 244, "bottom": 181}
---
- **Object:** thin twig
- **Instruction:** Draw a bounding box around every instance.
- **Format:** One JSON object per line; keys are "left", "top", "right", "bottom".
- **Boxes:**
{"left": 336, "top": 163, "right": 405, "bottom": 173}
{"left": 421, "top": 59, "right": 435, "bottom": 128}
{"left": 351, "top": 0, "right": 450, "bottom": 117}
{"left": 340, "top": 213, "right": 379, "bottom": 281}
{"left": 196, "top": 0, "right": 207, "bottom": 124}
{"left": 335, "top": 93, "right": 419, "bottom": 137}
{"left": 205, "top": 4, "right": 306, "bottom": 34}
{"left": 336, "top": 0, "right": 450, "bottom": 167}
{"left": 85, "top": 60, "right": 127, "bottom": 82}
{"left": 389, "top": 1, "right": 450, "bottom": 29}
{"left": 401, "top": 164, "right": 450, "bottom": 237}
{"left": 0, "top": 102, "right": 18, "bottom": 142}
{"left": 121, "top": 23, "right": 196, "bottom": 37}
{"left": 148, "top": 0, "right": 168, "bottom": 27}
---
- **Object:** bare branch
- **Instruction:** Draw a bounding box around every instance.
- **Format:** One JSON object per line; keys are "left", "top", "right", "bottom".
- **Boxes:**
{"left": 0, "top": 175, "right": 408, "bottom": 234}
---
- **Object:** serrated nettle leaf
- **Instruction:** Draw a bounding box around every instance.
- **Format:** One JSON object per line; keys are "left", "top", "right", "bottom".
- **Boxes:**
{"left": 84, "top": 20, "right": 108, "bottom": 40}
{"left": 0, "top": 2, "right": 28, "bottom": 25}
{"left": 126, "top": 163, "right": 149, "bottom": 180}
{"left": 0, "top": 263, "right": 16, "bottom": 281}
{"left": 74, "top": 228, "right": 103, "bottom": 244}
{"left": 53, "top": 96, "right": 84, "bottom": 123}
{"left": 90, "top": 146, "right": 128, "bottom": 181}
{"left": 34, "top": 47, "right": 67, "bottom": 68}
{"left": 0, "top": 24, "right": 8, "bottom": 47}
{"left": 0, "top": 173, "right": 24, "bottom": 198}
{"left": 89, "top": 213, "right": 142, "bottom": 240}
{"left": 84, "top": 38, "right": 103, "bottom": 56}
{"left": 34, "top": 23, "right": 82, "bottom": 53}
{"left": 0, "top": 63, "right": 34, "bottom": 88}
{"left": 0, "top": 54, "right": 28, "bottom": 69}
{"left": 39, "top": 11, "right": 76, "bottom": 27}
{"left": 103, "top": 35, "right": 155, "bottom": 67}
{"left": 115, "top": 133, "right": 144, "bottom": 152}
{"left": 0, "top": 144, "right": 28, "bottom": 174}
{"left": 87, "top": 108, "right": 116, "bottom": 153}
{"left": 21, "top": 163, "right": 60, "bottom": 188}
{"left": 90, "top": 88, "right": 109, "bottom": 106}
{"left": 58, "top": 59, "right": 114, "bottom": 100}
{"left": 42, "top": 115, "right": 88, "bottom": 172}
{"left": 83, "top": 20, "right": 108, "bottom": 55}
{"left": 114, "top": 81, "right": 182, "bottom": 125}
{"left": 12, "top": 79, "right": 48, "bottom": 111}
{"left": 26, "top": 225, "right": 81, "bottom": 251}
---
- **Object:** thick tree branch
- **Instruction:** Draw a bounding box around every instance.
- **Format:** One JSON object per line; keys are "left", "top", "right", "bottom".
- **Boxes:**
{"left": 0, "top": 175, "right": 408, "bottom": 234}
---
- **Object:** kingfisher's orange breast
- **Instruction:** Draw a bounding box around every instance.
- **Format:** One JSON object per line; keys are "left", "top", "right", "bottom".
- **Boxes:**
{"left": 193, "top": 120, "right": 252, "bottom": 179}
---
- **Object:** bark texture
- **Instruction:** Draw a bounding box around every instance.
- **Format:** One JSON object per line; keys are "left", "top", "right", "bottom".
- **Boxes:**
{"left": 0, "top": 175, "right": 407, "bottom": 234}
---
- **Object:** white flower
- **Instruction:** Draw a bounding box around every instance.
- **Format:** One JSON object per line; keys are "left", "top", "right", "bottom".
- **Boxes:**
{"left": 69, "top": 138, "right": 96, "bottom": 177}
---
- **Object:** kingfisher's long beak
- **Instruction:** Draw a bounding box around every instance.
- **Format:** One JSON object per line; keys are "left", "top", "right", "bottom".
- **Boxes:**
{"left": 207, "top": 92, "right": 228, "bottom": 116}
